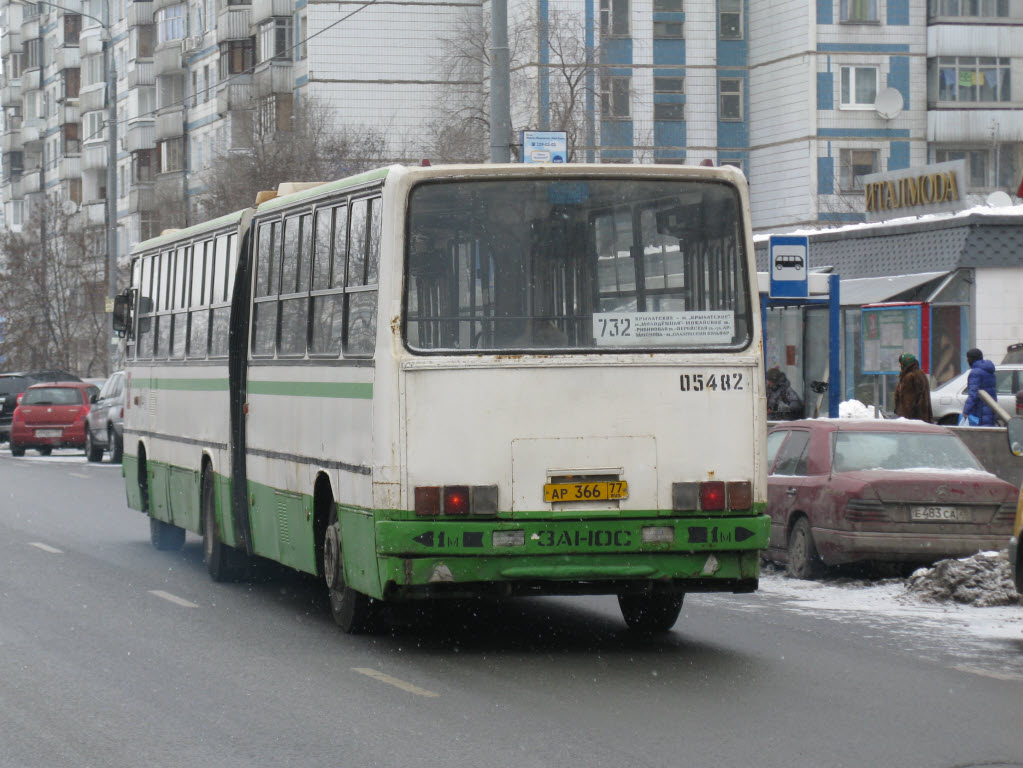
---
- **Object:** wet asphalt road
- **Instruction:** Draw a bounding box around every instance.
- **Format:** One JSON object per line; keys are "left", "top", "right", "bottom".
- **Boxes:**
{"left": 1, "top": 449, "right": 1021, "bottom": 768}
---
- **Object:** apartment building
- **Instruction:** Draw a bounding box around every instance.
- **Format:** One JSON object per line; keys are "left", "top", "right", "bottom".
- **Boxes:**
{"left": 0, "top": 0, "right": 1020, "bottom": 247}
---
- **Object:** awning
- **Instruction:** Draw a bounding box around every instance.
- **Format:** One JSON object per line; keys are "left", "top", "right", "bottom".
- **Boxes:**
{"left": 840, "top": 271, "right": 949, "bottom": 306}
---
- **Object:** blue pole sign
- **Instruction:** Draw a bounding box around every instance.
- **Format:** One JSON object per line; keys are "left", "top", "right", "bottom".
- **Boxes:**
{"left": 768, "top": 235, "right": 809, "bottom": 299}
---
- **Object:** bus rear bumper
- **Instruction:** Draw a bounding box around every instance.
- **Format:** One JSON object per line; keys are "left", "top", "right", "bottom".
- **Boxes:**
{"left": 370, "top": 513, "right": 769, "bottom": 600}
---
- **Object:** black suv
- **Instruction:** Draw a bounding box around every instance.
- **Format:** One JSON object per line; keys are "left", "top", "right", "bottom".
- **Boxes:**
{"left": 0, "top": 370, "right": 82, "bottom": 442}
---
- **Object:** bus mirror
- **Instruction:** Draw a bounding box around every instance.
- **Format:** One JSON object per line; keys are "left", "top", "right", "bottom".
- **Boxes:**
{"left": 1007, "top": 417, "right": 1023, "bottom": 457}
{"left": 112, "top": 293, "right": 132, "bottom": 334}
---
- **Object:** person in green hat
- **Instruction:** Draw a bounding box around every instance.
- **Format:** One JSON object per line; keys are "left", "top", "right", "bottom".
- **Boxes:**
{"left": 893, "top": 352, "right": 932, "bottom": 422}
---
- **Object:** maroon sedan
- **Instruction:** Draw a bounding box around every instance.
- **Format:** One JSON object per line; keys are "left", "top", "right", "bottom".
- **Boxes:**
{"left": 9, "top": 381, "right": 97, "bottom": 457}
{"left": 766, "top": 419, "right": 1018, "bottom": 578}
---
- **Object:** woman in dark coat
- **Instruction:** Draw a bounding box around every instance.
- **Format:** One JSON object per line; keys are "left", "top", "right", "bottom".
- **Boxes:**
{"left": 893, "top": 352, "right": 932, "bottom": 422}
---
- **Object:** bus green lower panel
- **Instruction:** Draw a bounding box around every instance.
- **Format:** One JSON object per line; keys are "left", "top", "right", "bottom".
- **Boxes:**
{"left": 123, "top": 454, "right": 143, "bottom": 512}
{"left": 247, "top": 480, "right": 317, "bottom": 575}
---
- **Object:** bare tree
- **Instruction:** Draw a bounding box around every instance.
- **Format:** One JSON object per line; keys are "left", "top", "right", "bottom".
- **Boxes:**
{"left": 427, "top": 6, "right": 603, "bottom": 163}
{"left": 0, "top": 196, "right": 109, "bottom": 375}
{"left": 198, "top": 98, "right": 389, "bottom": 219}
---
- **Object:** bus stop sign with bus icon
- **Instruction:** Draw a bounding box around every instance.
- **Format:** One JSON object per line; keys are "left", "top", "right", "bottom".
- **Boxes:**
{"left": 769, "top": 235, "right": 809, "bottom": 299}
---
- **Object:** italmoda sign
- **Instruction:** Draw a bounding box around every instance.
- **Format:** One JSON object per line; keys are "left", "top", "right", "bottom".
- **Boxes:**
{"left": 861, "top": 159, "right": 968, "bottom": 222}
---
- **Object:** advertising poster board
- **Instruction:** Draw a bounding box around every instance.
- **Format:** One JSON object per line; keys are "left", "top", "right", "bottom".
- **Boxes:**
{"left": 861, "top": 302, "right": 930, "bottom": 375}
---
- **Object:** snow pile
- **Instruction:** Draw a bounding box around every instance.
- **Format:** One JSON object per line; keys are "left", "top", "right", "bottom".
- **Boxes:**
{"left": 838, "top": 399, "right": 876, "bottom": 419}
{"left": 904, "top": 550, "right": 1021, "bottom": 607}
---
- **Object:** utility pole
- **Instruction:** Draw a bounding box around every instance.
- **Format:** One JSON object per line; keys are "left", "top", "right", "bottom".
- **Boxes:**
{"left": 489, "top": 0, "right": 511, "bottom": 163}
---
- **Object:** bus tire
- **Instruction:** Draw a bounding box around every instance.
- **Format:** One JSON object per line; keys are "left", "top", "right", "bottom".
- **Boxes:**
{"left": 202, "top": 466, "right": 237, "bottom": 582}
{"left": 85, "top": 427, "right": 103, "bottom": 462}
{"left": 150, "top": 516, "right": 185, "bottom": 551}
{"left": 618, "top": 590, "right": 684, "bottom": 633}
{"left": 787, "top": 516, "right": 824, "bottom": 580}
{"left": 324, "top": 505, "right": 376, "bottom": 634}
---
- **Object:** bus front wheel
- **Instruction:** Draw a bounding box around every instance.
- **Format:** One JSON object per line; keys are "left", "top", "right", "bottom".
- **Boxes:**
{"left": 324, "top": 506, "right": 376, "bottom": 634}
{"left": 618, "top": 590, "right": 684, "bottom": 633}
{"left": 202, "top": 467, "right": 238, "bottom": 582}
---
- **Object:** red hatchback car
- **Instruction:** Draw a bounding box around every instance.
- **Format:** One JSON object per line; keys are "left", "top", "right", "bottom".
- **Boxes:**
{"left": 766, "top": 419, "right": 1019, "bottom": 578}
{"left": 9, "top": 381, "right": 98, "bottom": 456}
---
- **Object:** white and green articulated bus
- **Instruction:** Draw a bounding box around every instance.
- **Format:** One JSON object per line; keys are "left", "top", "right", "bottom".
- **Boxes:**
{"left": 116, "top": 162, "right": 769, "bottom": 634}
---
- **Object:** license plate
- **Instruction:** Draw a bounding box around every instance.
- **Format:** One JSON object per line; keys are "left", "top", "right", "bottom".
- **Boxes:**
{"left": 35, "top": 429, "right": 62, "bottom": 438}
{"left": 544, "top": 481, "right": 629, "bottom": 503}
{"left": 911, "top": 506, "right": 972, "bottom": 522}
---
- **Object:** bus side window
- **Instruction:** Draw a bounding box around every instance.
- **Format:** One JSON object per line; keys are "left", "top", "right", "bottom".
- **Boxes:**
{"left": 278, "top": 213, "right": 310, "bottom": 357}
{"left": 137, "top": 255, "right": 154, "bottom": 359}
{"left": 252, "top": 221, "right": 280, "bottom": 357}
{"left": 310, "top": 205, "right": 346, "bottom": 356}
{"left": 343, "top": 197, "right": 379, "bottom": 357}
{"left": 156, "top": 250, "right": 172, "bottom": 358}
{"left": 188, "top": 241, "right": 209, "bottom": 358}
{"left": 169, "top": 245, "right": 189, "bottom": 359}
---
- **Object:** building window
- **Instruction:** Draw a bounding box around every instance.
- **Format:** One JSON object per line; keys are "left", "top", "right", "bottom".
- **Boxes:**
{"left": 935, "top": 146, "right": 1018, "bottom": 189}
{"left": 24, "top": 39, "right": 43, "bottom": 69}
{"left": 720, "top": 159, "right": 744, "bottom": 172}
{"left": 653, "top": 77, "right": 684, "bottom": 120}
{"left": 719, "top": 0, "right": 743, "bottom": 39}
{"left": 159, "top": 137, "right": 185, "bottom": 172}
{"left": 654, "top": 0, "right": 682, "bottom": 9}
{"left": 840, "top": 66, "right": 878, "bottom": 108}
{"left": 932, "top": 57, "right": 1011, "bottom": 103}
{"left": 840, "top": 0, "right": 878, "bottom": 21}
{"left": 928, "top": 0, "right": 1008, "bottom": 17}
{"left": 654, "top": 20, "right": 684, "bottom": 37}
{"left": 600, "top": 0, "right": 630, "bottom": 37}
{"left": 258, "top": 17, "right": 292, "bottom": 62}
{"left": 601, "top": 76, "right": 631, "bottom": 118}
{"left": 156, "top": 5, "right": 186, "bottom": 43}
{"left": 134, "top": 148, "right": 157, "bottom": 182}
{"left": 839, "top": 148, "right": 878, "bottom": 191}
{"left": 220, "top": 39, "right": 255, "bottom": 77}
{"left": 719, "top": 77, "right": 743, "bottom": 120}
{"left": 296, "top": 12, "right": 307, "bottom": 60}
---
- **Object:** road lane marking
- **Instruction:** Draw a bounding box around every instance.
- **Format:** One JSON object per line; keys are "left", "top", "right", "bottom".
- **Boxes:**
{"left": 352, "top": 667, "right": 440, "bottom": 698}
{"left": 69, "top": 472, "right": 89, "bottom": 479}
{"left": 149, "top": 590, "right": 199, "bottom": 608}
{"left": 28, "top": 542, "right": 63, "bottom": 554}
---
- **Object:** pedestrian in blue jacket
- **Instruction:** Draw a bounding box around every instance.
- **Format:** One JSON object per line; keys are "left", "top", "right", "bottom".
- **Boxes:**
{"left": 962, "top": 347, "right": 998, "bottom": 426}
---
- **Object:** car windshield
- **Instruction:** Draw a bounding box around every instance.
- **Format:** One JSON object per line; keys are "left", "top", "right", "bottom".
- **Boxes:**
{"left": 21, "top": 387, "right": 82, "bottom": 406}
{"left": 832, "top": 431, "right": 984, "bottom": 473}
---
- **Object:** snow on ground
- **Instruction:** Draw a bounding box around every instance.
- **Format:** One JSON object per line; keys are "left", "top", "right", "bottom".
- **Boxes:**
{"left": 758, "top": 552, "right": 1021, "bottom": 646}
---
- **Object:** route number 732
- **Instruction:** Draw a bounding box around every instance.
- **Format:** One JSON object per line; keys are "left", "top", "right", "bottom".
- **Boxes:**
{"left": 680, "top": 372, "right": 744, "bottom": 392}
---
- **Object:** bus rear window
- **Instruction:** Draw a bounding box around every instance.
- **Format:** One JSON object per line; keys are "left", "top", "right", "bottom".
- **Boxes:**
{"left": 404, "top": 178, "right": 751, "bottom": 353}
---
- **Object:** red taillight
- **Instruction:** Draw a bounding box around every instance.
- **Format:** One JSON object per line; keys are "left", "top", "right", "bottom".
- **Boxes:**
{"left": 119, "top": 407, "right": 124, "bottom": 418}
{"left": 12, "top": 407, "right": 23, "bottom": 423}
{"left": 444, "top": 486, "right": 470, "bottom": 516}
{"left": 700, "top": 481, "right": 726, "bottom": 511}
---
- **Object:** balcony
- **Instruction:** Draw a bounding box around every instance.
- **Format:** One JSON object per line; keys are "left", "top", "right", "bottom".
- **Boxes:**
{"left": 216, "top": 6, "right": 251, "bottom": 41}
{"left": 82, "top": 199, "right": 106, "bottom": 225}
{"left": 127, "top": 1, "right": 155, "bottom": 26}
{"left": 0, "top": 79, "right": 21, "bottom": 108}
{"left": 1, "top": 31, "right": 21, "bottom": 57}
{"left": 129, "top": 181, "right": 157, "bottom": 212}
{"left": 250, "top": 0, "right": 292, "bottom": 26}
{"left": 79, "top": 26, "right": 104, "bottom": 56}
{"left": 155, "top": 110, "right": 183, "bottom": 140}
{"left": 216, "top": 76, "right": 253, "bottom": 113}
{"left": 155, "top": 171, "right": 185, "bottom": 201}
{"left": 128, "top": 60, "right": 155, "bottom": 87}
{"left": 1, "top": 128, "right": 20, "bottom": 152}
{"left": 20, "top": 16, "right": 39, "bottom": 43}
{"left": 53, "top": 44, "right": 81, "bottom": 71}
{"left": 59, "top": 156, "right": 82, "bottom": 180}
{"left": 154, "top": 40, "right": 184, "bottom": 74}
{"left": 83, "top": 142, "right": 107, "bottom": 170}
{"left": 153, "top": 0, "right": 181, "bottom": 12}
{"left": 21, "top": 67, "right": 40, "bottom": 92}
{"left": 253, "top": 59, "right": 292, "bottom": 96}
{"left": 79, "top": 84, "right": 105, "bottom": 112}
{"left": 21, "top": 169, "right": 42, "bottom": 194}
{"left": 58, "top": 103, "right": 81, "bottom": 124}
{"left": 21, "top": 120, "right": 42, "bottom": 144}
{"left": 122, "top": 120, "right": 155, "bottom": 152}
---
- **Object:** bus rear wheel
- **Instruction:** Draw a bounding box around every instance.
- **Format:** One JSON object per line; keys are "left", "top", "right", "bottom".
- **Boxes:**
{"left": 324, "top": 506, "right": 377, "bottom": 634}
{"left": 618, "top": 590, "right": 684, "bottom": 633}
{"left": 202, "top": 467, "right": 238, "bottom": 582}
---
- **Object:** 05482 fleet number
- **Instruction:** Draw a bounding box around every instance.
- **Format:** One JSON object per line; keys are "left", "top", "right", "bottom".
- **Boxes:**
{"left": 680, "top": 372, "right": 744, "bottom": 392}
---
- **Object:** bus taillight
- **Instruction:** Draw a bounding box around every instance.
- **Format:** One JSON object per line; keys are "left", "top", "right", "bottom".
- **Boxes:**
{"left": 700, "top": 482, "right": 726, "bottom": 511}
{"left": 414, "top": 485, "right": 499, "bottom": 517}
{"left": 726, "top": 481, "right": 753, "bottom": 510}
